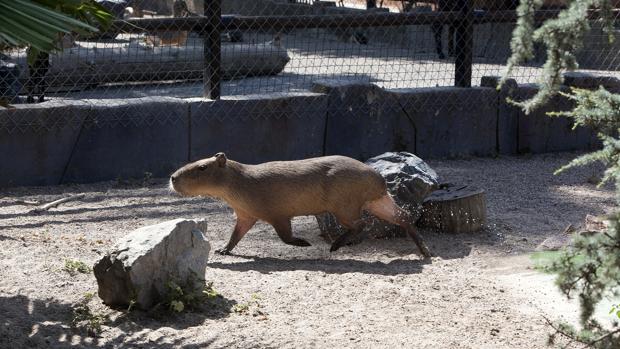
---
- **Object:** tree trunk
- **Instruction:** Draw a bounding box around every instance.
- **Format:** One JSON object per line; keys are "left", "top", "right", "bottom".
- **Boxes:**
{"left": 418, "top": 185, "right": 486, "bottom": 233}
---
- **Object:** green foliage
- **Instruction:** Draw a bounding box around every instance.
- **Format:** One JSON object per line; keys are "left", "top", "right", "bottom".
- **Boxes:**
{"left": 233, "top": 293, "right": 266, "bottom": 317}
{"left": 71, "top": 292, "right": 108, "bottom": 336}
{"left": 63, "top": 259, "right": 92, "bottom": 276}
{"left": 35, "top": 0, "right": 114, "bottom": 29}
{"left": 610, "top": 304, "right": 620, "bottom": 320}
{"left": 502, "top": 0, "right": 615, "bottom": 114}
{"left": 0, "top": 0, "right": 113, "bottom": 63}
{"left": 505, "top": 0, "right": 620, "bottom": 347}
{"left": 163, "top": 278, "right": 220, "bottom": 313}
{"left": 530, "top": 250, "right": 586, "bottom": 273}
{"left": 232, "top": 302, "right": 250, "bottom": 314}
{"left": 546, "top": 224, "right": 620, "bottom": 321}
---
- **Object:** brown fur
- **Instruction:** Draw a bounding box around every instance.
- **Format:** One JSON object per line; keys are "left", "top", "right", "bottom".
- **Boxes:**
{"left": 170, "top": 153, "right": 431, "bottom": 257}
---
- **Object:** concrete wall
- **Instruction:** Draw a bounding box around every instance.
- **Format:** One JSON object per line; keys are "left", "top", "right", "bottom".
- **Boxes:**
{"left": 0, "top": 77, "right": 601, "bottom": 188}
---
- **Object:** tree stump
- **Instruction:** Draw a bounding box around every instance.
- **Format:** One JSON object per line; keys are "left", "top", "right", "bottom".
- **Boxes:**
{"left": 418, "top": 185, "right": 486, "bottom": 233}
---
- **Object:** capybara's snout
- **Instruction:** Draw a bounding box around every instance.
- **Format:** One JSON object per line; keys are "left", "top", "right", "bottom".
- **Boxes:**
{"left": 169, "top": 168, "right": 191, "bottom": 196}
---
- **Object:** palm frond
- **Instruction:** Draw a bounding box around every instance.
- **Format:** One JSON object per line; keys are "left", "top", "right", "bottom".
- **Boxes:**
{"left": 0, "top": 0, "right": 112, "bottom": 53}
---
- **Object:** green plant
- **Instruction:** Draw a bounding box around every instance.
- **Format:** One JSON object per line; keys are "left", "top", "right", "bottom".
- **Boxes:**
{"left": 63, "top": 259, "right": 91, "bottom": 276}
{"left": 502, "top": 0, "right": 615, "bottom": 114}
{"left": 232, "top": 303, "right": 250, "bottom": 314}
{"left": 0, "top": 0, "right": 113, "bottom": 63}
{"left": 233, "top": 293, "right": 265, "bottom": 317}
{"left": 71, "top": 292, "right": 108, "bottom": 336}
{"left": 505, "top": 0, "right": 620, "bottom": 347}
{"left": 610, "top": 304, "right": 620, "bottom": 320}
{"left": 163, "top": 278, "right": 220, "bottom": 313}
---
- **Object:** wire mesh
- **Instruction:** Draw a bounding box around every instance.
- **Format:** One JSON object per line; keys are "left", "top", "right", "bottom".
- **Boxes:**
{"left": 0, "top": 0, "right": 619, "bottom": 131}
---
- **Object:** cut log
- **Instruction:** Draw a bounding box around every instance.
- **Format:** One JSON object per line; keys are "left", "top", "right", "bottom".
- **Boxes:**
{"left": 418, "top": 185, "right": 486, "bottom": 233}
{"left": 8, "top": 40, "right": 290, "bottom": 91}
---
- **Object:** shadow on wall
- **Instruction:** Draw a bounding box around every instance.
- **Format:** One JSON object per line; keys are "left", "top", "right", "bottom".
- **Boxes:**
{"left": 0, "top": 294, "right": 234, "bottom": 348}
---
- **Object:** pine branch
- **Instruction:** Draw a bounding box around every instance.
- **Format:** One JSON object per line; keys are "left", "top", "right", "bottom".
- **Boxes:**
{"left": 582, "top": 327, "right": 620, "bottom": 348}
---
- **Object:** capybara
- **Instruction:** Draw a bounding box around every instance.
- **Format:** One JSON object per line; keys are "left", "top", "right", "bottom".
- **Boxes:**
{"left": 170, "top": 153, "right": 431, "bottom": 257}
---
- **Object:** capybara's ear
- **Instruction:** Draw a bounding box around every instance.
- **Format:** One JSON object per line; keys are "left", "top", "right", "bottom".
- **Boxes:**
{"left": 215, "top": 152, "right": 227, "bottom": 167}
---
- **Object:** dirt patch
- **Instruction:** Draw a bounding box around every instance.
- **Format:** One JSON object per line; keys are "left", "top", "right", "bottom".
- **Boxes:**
{"left": 0, "top": 153, "right": 614, "bottom": 348}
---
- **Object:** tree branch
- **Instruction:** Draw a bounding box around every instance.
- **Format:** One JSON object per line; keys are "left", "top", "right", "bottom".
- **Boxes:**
{"left": 28, "top": 194, "right": 85, "bottom": 214}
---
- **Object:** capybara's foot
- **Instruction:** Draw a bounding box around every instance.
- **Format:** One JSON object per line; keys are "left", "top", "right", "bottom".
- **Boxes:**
{"left": 415, "top": 240, "right": 432, "bottom": 258}
{"left": 287, "top": 238, "right": 311, "bottom": 247}
{"left": 329, "top": 243, "right": 342, "bottom": 252}
{"left": 329, "top": 237, "right": 348, "bottom": 252}
{"left": 215, "top": 247, "right": 232, "bottom": 255}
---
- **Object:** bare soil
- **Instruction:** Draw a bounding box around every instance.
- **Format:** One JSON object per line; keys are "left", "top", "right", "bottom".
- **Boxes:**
{"left": 0, "top": 153, "right": 615, "bottom": 349}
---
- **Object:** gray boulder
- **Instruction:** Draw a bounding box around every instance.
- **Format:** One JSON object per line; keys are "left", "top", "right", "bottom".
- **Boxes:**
{"left": 366, "top": 152, "right": 439, "bottom": 212}
{"left": 316, "top": 152, "right": 439, "bottom": 242}
{"left": 94, "top": 219, "right": 210, "bottom": 309}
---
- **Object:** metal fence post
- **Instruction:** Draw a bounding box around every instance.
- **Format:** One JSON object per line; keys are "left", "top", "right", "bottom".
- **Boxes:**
{"left": 454, "top": 0, "right": 473, "bottom": 87}
{"left": 204, "top": 0, "right": 222, "bottom": 100}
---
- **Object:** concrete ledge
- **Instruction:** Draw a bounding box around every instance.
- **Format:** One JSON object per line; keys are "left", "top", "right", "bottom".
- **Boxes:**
{"left": 482, "top": 76, "right": 520, "bottom": 155}
{"left": 504, "top": 85, "right": 597, "bottom": 154}
{"left": 0, "top": 100, "right": 89, "bottom": 187}
{"left": 313, "top": 80, "right": 415, "bottom": 160}
{"left": 189, "top": 92, "right": 327, "bottom": 164}
{"left": 393, "top": 87, "right": 499, "bottom": 158}
{"left": 563, "top": 72, "right": 620, "bottom": 93}
{"left": 61, "top": 97, "right": 190, "bottom": 183}
{"left": 0, "top": 78, "right": 604, "bottom": 188}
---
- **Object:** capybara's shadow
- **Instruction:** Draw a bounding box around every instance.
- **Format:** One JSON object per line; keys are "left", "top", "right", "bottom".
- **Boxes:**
{"left": 208, "top": 255, "right": 431, "bottom": 276}
{"left": 207, "top": 228, "right": 492, "bottom": 275}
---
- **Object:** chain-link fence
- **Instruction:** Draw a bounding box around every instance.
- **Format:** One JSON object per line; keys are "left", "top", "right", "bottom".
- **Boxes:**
{"left": 0, "top": 0, "right": 619, "bottom": 186}
{"left": 1, "top": 0, "right": 618, "bottom": 102}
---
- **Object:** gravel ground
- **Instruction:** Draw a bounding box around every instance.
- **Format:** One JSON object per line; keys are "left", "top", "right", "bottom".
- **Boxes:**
{"left": 0, "top": 153, "right": 615, "bottom": 349}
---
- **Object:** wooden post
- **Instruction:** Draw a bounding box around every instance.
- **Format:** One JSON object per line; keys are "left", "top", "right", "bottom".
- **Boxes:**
{"left": 454, "top": 0, "right": 473, "bottom": 87}
{"left": 367, "top": 0, "right": 376, "bottom": 9}
{"left": 204, "top": 0, "right": 222, "bottom": 100}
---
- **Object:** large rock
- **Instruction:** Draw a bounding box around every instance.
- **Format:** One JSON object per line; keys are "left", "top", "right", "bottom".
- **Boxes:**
{"left": 316, "top": 152, "right": 439, "bottom": 242}
{"left": 366, "top": 152, "right": 439, "bottom": 212}
{"left": 94, "top": 219, "right": 210, "bottom": 309}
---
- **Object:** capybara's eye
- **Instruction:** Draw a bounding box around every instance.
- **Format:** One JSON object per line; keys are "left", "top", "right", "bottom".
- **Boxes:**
{"left": 199, "top": 164, "right": 208, "bottom": 171}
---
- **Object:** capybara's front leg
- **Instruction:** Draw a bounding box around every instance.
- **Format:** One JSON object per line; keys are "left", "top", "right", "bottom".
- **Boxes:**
{"left": 215, "top": 214, "right": 257, "bottom": 255}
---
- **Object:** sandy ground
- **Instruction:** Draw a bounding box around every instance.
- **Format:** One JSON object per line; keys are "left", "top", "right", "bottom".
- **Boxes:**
{"left": 0, "top": 153, "right": 616, "bottom": 349}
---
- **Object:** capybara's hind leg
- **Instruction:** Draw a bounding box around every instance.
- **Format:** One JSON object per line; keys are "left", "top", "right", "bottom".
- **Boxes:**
{"left": 215, "top": 213, "right": 257, "bottom": 255}
{"left": 329, "top": 213, "right": 364, "bottom": 252}
{"left": 365, "top": 195, "right": 432, "bottom": 257}
{"left": 272, "top": 219, "right": 311, "bottom": 247}
{"left": 329, "top": 224, "right": 363, "bottom": 252}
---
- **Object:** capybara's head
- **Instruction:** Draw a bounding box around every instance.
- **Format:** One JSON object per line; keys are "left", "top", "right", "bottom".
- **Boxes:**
{"left": 170, "top": 152, "right": 229, "bottom": 197}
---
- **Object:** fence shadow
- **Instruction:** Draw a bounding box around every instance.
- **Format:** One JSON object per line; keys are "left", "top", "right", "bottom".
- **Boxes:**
{"left": 0, "top": 293, "right": 234, "bottom": 348}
